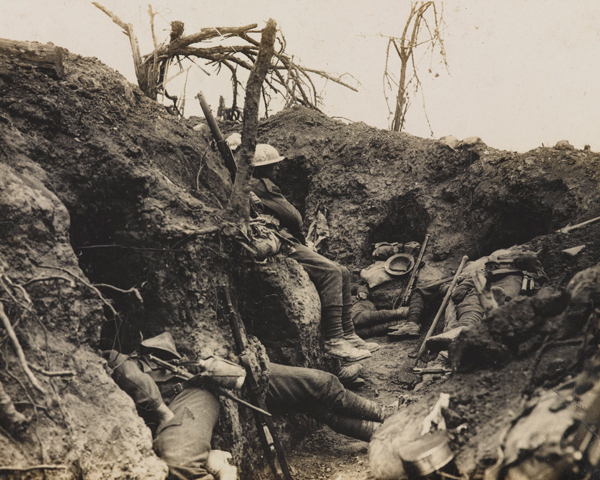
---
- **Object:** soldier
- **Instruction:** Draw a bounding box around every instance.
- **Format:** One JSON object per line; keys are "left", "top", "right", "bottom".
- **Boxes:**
{"left": 388, "top": 250, "right": 548, "bottom": 360}
{"left": 352, "top": 284, "right": 410, "bottom": 338}
{"left": 249, "top": 144, "right": 378, "bottom": 362}
{"left": 104, "top": 332, "right": 393, "bottom": 480}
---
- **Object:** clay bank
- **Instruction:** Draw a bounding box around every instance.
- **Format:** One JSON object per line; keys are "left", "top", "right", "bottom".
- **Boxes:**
{"left": 1, "top": 41, "right": 600, "bottom": 480}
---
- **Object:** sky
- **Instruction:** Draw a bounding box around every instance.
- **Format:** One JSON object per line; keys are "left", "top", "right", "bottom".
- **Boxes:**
{"left": 1, "top": 0, "right": 599, "bottom": 153}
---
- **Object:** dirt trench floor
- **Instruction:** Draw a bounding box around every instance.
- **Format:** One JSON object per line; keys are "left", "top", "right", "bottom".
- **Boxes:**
{"left": 285, "top": 332, "right": 524, "bottom": 480}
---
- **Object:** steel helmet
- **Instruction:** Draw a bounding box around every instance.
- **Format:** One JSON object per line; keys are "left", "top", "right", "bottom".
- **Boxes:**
{"left": 140, "top": 332, "right": 182, "bottom": 359}
{"left": 384, "top": 253, "right": 415, "bottom": 276}
{"left": 252, "top": 144, "right": 285, "bottom": 167}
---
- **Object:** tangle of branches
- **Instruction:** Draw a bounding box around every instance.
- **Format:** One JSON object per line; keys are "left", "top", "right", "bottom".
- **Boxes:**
{"left": 93, "top": 3, "right": 358, "bottom": 117}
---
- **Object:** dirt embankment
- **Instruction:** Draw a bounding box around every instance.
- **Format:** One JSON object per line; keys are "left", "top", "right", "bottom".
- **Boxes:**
{"left": 1, "top": 43, "right": 600, "bottom": 480}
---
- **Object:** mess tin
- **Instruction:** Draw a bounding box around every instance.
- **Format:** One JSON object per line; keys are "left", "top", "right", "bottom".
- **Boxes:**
{"left": 398, "top": 431, "right": 454, "bottom": 478}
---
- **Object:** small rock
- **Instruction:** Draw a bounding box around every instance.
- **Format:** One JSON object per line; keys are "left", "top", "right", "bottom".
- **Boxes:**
{"left": 554, "top": 140, "right": 575, "bottom": 150}
{"left": 439, "top": 135, "right": 460, "bottom": 150}
{"left": 459, "top": 136, "right": 484, "bottom": 148}
{"left": 562, "top": 245, "right": 585, "bottom": 256}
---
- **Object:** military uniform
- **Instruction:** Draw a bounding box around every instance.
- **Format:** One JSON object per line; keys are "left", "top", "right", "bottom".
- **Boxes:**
{"left": 403, "top": 253, "right": 548, "bottom": 351}
{"left": 105, "top": 333, "right": 387, "bottom": 479}
{"left": 250, "top": 177, "right": 376, "bottom": 360}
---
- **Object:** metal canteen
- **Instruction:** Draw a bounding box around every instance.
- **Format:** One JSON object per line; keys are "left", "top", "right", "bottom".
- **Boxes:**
{"left": 398, "top": 431, "right": 454, "bottom": 478}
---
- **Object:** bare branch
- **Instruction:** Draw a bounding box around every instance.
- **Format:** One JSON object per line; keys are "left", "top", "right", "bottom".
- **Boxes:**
{"left": 0, "top": 302, "right": 45, "bottom": 394}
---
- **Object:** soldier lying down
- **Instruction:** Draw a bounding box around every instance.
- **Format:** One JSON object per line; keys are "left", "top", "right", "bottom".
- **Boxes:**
{"left": 103, "top": 332, "right": 393, "bottom": 480}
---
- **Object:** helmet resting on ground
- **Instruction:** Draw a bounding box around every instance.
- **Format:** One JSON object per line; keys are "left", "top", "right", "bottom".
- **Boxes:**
{"left": 252, "top": 144, "right": 285, "bottom": 167}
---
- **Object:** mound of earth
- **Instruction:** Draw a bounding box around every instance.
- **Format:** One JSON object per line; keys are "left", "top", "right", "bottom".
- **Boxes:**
{"left": 1, "top": 40, "right": 600, "bottom": 480}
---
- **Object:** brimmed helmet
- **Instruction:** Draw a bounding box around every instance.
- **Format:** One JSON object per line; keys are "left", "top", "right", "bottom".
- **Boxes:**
{"left": 252, "top": 144, "right": 285, "bottom": 167}
{"left": 140, "top": 332, "right": 182, "bottom": 359}
{"left": 384, "top": 253, "right": 415, "bottom": 276}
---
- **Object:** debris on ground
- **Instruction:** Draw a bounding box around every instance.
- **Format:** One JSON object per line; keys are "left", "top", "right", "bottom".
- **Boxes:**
{"left": 1, "top": 40, "right": 600, "bottom": 480}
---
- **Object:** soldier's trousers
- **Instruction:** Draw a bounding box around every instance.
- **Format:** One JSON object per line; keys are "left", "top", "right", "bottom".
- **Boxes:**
{"left": 153, "top": 388, "right": 220, "bottom": 480}
{"left": 266, "top": 363, "right": 383, "bottom": 427}
{"left": 288, "top": 244, "right": 353, "bottom": 339}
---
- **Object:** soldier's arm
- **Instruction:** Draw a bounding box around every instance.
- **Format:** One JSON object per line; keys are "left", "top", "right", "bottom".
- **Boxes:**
{"left": 251, "top": 179, "right": 303, "bottom": 235}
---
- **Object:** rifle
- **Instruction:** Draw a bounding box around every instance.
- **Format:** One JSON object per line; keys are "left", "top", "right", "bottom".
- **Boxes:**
{"left": 219, "top": 285, "right": 294, "bottom": 480}
{"left": 414, "top": 255, "right": 469, "bottom": 366}
{"left": 146, "top": 354, "right": 271, "bottom": 416}
{"left": 394, "top": 233, "right": 431, "bottom": 309}
{"left": 196, "top": 92, "right": 237, "bottom": 182}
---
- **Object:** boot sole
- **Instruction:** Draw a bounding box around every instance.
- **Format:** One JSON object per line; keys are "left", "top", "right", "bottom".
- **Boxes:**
{"left": 326, "top": 351, "right": 372, "bottom": 362}
{"left": 387, "top": 331, "right": 420, "bottom": 339}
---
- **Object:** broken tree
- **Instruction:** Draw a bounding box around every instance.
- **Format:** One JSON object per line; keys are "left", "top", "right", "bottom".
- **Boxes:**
{"left": 93, "top": 3, "right": 357, "bottom": 115}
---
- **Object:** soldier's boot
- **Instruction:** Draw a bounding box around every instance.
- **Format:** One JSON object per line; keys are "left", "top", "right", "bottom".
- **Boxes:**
{"left": 342, "top": 304, "right": 380, "bottom": 352}
{"left": 387, "top": 321, "right": 420, "bottom": 339}
{"left": 344, "top": 333, "right": 380, "bottom": 353}
{"left": 338, "top": 362, "right": 363, "bottom": 384}
{"left": 324, "top": 338, "right": 372, "bottom": 362}
{"left": 356, "top": 321, "right": 401, "bottom": 339}
{"left": 339, "top": 389, "right": 388, "bottom": 422}
{"left": 323, "top": 414, "right": 382, "bottom": 442}
{"left": 323, "top": 306, "right": 371, "bottom": 362}
{"left": 425, "top": 327, "right": 465, "bottom": 353}
{"left": 389, "top": 292, "right": 424, "bottom": 340}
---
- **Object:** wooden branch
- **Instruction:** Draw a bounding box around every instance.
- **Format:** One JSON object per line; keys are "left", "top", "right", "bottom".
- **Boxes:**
{"left": 0, "top": 38, "right": 64, "bottom": 79}
{"left": 37, "top": 265, "right": 119, "bottom": 318}
{"left": 0, "top": 302, "right": 46, "bottom": 394}
{"left": 93, "top": 284, "right": 143, "bottom": 303}
{"left": 227, "top": 19, "right": 277, "bottom": 222}
{"left": 302, "top": 68, "right": 359, "bottom": 92}
{"left": 0, "top": 379, "right": 28, "bottom": 429}
{"left": 0, "top": 465, "right": 67, "bottom": 472}
{"left": 154, "top": 24, "right": 258, "bottom": 58}
{"left": 93, "top": 3, "right": 146, "bottom": 94}
{"left": 174, "top": 45, "right": 257, "bottom": 58}
{"left": 27, "top": 364, "right": 75, "bottom": 377}
{"left": 19, "top": 276, "right": 75, "bottom": 288}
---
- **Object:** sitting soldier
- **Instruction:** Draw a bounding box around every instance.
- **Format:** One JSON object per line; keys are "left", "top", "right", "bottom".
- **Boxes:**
{"left": 352, "top": 284, "right": 410, "bottom": 338}
{"left": 249, "top": 144, "right": 378, "bottom": 362}
{"left": 104, "top": 332, "right": 392, "bottom": 480}
{"left": 390, "top": 250, "right": 548, "bottom": 359}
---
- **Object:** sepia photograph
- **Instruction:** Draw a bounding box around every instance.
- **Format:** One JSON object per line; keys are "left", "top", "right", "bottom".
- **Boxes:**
{"left": 1, "top": 1, "right": 599, "bottom": 479}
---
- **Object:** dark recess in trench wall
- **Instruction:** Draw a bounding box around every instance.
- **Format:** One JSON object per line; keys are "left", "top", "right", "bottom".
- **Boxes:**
{"left": 367, "top": 193, "right": 430, "bottom": 247}
{"left": 476, "top": 201, "right": 555, "bottom": 255}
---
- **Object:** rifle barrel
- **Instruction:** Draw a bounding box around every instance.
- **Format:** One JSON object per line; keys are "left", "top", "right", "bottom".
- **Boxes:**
{"left": 398, "top": 233, "right": 431, "bottom": 307}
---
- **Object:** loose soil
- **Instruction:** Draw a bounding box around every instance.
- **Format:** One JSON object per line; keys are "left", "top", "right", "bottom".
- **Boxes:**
{"left": 1, "top": 43, "right": 600, "bottom": 480}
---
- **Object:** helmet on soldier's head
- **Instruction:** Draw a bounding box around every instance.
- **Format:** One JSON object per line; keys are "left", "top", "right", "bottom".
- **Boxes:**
{"left": 252, "top": 144, "right": 286, "bottom": 167}
{"left": 140, "top": 332, "right": 182, "bottom": 359}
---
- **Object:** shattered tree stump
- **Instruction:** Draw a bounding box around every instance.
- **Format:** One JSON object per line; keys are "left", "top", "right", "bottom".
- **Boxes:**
{"left": 0, "top": 38, "right": 65, "bottom": 79}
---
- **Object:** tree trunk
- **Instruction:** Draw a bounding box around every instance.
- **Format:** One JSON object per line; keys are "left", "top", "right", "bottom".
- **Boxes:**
{"left": 0, "top": 38, "right": 64, "bottom": 79}
{"left": 227, "top": 19, "right": 277, "bottom": 223}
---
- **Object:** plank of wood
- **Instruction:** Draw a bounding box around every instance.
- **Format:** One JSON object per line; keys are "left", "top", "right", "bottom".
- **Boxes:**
{"left": 0, "top": 38, "right": 64, "bottom": 79}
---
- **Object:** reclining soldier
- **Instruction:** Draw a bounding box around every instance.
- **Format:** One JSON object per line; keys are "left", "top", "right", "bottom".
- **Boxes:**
{"left": 352, "top": 284, "right": 410, "bottom": 338}
{"left": 104, "top": 332, "right": 392, "bottom": 480}
{"left": 389, "top": 250, "right": 548, "bottom": 355}
{"left": 248, "top": 144, "right": 378, "bottom": 362}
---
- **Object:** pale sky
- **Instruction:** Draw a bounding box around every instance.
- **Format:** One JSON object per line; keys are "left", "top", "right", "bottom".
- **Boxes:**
{"left": 2, "top": 0, "right": 599, "bottom": 152}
